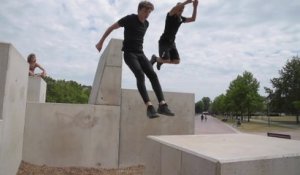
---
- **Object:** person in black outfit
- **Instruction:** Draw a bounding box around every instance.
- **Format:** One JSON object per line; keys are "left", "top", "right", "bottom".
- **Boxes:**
{"left": 95, "top": 1, "right": 174, "bottom": 119}
{"left": 150, "top": 0, "right": 198, "bottom": 70}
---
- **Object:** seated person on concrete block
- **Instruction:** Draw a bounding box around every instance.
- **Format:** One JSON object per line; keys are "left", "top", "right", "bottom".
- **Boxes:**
{"left": 27, "top": 53, "right": 47, "bottom": 78}
{"left": 95, "top": 1, "right": 174, "bottom": 119}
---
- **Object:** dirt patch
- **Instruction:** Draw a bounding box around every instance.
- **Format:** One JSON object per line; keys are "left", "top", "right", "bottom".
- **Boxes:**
{"left": 17, "top": 161, "right": 145, "bottom": 175}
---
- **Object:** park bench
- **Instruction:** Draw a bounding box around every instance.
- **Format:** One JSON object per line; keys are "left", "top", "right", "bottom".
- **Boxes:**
{"left": 267, "top": 132, "right": 291, "bottom": 139}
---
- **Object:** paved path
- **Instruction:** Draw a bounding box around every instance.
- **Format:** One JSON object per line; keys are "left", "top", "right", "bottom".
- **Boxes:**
{"left": 194, "top": 115, "right": 238, "bottom": 134}
{"left": 194, "top": 115, "right": 300, "bottom": 140}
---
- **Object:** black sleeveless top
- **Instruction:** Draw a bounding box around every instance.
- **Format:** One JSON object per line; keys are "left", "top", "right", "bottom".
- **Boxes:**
{"left": 159, "top": 13, "right": 186, "bottom": 44}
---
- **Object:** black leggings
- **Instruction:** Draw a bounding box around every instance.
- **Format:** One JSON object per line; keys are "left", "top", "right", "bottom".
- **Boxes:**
{"left": 124, "top": 52, "right": 165, "bottom": 103}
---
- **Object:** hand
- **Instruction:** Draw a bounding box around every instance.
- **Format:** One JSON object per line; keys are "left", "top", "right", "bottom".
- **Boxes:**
{"left": 29, "top": 71, "right": 35, "bottom": 76}
{"left": 41, "top": 71, "right": 47, "bottom": 78}
{"left": 193, "top": 0, "right": 198, "bottom": 7}
{"left": 95, "top": 42, "right": 103, "bottom": 52}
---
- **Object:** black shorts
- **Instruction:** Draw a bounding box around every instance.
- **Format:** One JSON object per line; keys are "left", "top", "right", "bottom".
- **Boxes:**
{"left": 158, "top": 41, "right": 180, "bottom": 61}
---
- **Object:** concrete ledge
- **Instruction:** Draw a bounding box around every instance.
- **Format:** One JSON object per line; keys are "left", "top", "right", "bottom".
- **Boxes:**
{"left": 23, "top": 103, "right": 120, "bottom": 168}
{"left": 0, "top": 43, "right": 9, "bottom": 120}
{"left": 148, "top": 134, "right": 300, "bottom": 175}
{"left": 27, "top": 76, "right": 47, "bottom": 103}
{"left": 0, "top": 120, "right": 3, "bottom": 144}
{"left": 119, "top": 89, "right": 195, "bottom": 167}
{"left": 0, "top": 42, "right": 28, "bottom": 175}
{"left": 89, "top": 39, "right": 123, "bottom": 105}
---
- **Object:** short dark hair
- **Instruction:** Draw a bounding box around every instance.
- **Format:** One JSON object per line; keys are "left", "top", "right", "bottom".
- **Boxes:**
{"left": 138, "top": 1, "right": 154, "bottom": 11}
{"left": 27, "top": 53, "right": 36, "bottom": 63}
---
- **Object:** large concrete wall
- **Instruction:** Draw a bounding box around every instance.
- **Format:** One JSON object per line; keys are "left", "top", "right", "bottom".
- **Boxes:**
{"left": 22, "top": 90, "right": 194, "bottom": 169}
{"left": 22, "top": 38, "right": 195, "bottom": 169}
{"left": 0, "top": 43, "right": 28, "bottom": 175}
{"left": 23, "top": 103, "right": 120, "bottom": 168}
{"left": 119, "top": 89, "right": 194, "bottom": 167}
{"left": 0, "top": 120, "right": 3, "bottom": 149}
{"left": 0, "top": 44, "right": 8, "bottom": 120}
{"left": 0, "top": 39, "right": 195, "bottom": 172}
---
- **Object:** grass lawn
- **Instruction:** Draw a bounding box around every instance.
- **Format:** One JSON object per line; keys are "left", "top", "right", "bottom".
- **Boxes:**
{"left": 216, "top": 115, "right": 300, "bottom": 133}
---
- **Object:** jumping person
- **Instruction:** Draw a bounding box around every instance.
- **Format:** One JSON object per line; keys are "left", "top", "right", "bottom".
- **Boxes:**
{"left": 95, "top": 1, "right": 174, "bottom": 119}
{"left": 27, "top": 53, "right": 47, "bottom": 78}
{"left": 151, "top": 0, "right": 198, "bottom": 70}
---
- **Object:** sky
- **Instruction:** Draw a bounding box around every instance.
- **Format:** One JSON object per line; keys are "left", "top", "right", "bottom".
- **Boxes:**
{"left": 0, "top": 0, "right": 299, "bottom": 102}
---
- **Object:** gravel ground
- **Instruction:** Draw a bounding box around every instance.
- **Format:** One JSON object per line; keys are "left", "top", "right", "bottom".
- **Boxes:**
{"left": 17, "top": 161, "right": 145, "bottom": 175}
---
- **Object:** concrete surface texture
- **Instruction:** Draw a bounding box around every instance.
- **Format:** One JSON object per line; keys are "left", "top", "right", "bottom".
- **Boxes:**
{"left": 119, "top": 89, "right": 195, "bottom": 167}
{"left": 148, "top": 134, "right": 300, "bottom": 175}
{"left": 23, "top": 103, "right": 120, "bottom": 168}
{"left": 27, "top": 76, "right": 47, "bottom": 102}
{"left": 89, "top": 38, "right": 123, "bottom": 105}
{"left": 0, "top": 43, "right": 29, "bottom": 175}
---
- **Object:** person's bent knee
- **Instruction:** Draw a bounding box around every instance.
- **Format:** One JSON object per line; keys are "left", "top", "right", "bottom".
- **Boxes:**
{"left": 171, "top": 59, "right": 180, "bottom": 64}
{"left": 164, "top": 59, "right": 171, "bottom": 63}
{"left": 158, "top": 57, "right": 170, "bottom": 63}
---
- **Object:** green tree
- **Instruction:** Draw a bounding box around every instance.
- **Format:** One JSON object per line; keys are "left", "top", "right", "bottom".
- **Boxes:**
{"left": 265, "top": 56, "right": 300, "bottom": 123}
{"left": 226, "top": 71, "right": 263, "bottom": 121}
{"left": 202, "top": 97, "right": 211, "bottom": 112}
{"left": 293, "top": 101, "right": 300, "bottom": 123}
{"left": 211, "top": 94, "right": 226, "bottom": 115}
{"left": 195, "top": 100, "right": 204, "bottom": 114}
{"left": 44, "top": 76, "right": 91, "bottom": 104}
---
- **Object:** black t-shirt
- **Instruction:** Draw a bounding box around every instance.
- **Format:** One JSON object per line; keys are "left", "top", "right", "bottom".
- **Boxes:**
{"left": 118, "top": 14, "right": 149, "bottom": 53}
{"left": 159, "top": 13, "right": 186, "bottom": 44}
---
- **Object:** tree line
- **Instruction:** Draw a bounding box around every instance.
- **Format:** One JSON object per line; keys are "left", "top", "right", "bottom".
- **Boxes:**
{"left": 43, "top": 76, "right": 91, "bottom": 104}
{"left": 195, "top": 56, "right": 300, "bottom": 123}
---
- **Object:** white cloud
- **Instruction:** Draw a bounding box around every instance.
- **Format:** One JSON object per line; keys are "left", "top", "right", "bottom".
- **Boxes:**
{"left": 0, "top": 0, "right": 299, "bottom": 102}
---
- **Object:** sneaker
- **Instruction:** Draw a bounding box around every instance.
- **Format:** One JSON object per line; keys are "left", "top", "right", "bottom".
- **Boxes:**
{"left": 157, "top": 62, "right": 163, "bottom": 70}
{"left": 150, "top": 55, "right": 157, "bottom": 65}
{"left": 147, "top": 105, "right": 160, "bottom": 119}
{"left": 157, "top": 103, "right": 175, "bottom": 116}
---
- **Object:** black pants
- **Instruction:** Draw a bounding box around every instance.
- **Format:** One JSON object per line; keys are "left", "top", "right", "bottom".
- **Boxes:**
{"left": 124, "top": 52, "right": 165, "bottom": 103}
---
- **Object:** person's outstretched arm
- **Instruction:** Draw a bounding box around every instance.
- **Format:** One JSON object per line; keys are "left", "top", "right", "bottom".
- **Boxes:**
{"left": 169, "top": 0, "right": 193, "bottom": 16}
{"left": 185, "top": 0, "right": 198, "bottom": 23}
{"left": 95, "top": 22, "right": 120, "bottom": 52}
{"left": 35, "top": 63, "right": 47, "bottom": 77}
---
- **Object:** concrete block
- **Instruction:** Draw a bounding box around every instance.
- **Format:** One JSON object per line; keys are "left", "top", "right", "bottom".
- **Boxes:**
{"left": 0, "top": 43, "right": 9, "bottom": 120}
{"left": 161, "top": 144, "right": 181, "bottom": 175}
{"left": 0, "top": 43, "right": 28, "bottom": 175}
{"left": 27, "top": 76, "right": 47, "bottom": 102}
{"left": 181, "top": 151, "right": 217, "bottom": 175}
{"left": 144, "top": 139, "right": 161, "bottom": 175}
{"left": 119, "top": 89, "right": 194, "bottom": 167}
{"left": 23, "top": 103, "right": 120, "bottom": 168}
{"left": 148, "top": 134, "right": 300, "bottom": 175}
{"left": 0, "top": 120, "right": 3, "bottom": 146}
{"left": 89, "top": 39, "right": 123, "bottom": 105}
